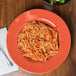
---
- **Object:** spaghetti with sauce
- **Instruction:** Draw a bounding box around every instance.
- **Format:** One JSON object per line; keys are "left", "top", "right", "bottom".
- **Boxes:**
{"left": 17, "top": 20, "right": 59, "bottom": 61}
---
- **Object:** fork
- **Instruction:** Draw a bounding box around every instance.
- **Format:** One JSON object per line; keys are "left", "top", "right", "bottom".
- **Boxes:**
{"left": 0, "top": 47, "right": 13, "bottom": 67}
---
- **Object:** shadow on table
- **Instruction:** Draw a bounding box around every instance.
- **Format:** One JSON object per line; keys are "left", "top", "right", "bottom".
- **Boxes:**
{"left": 52, "top": 0, "right": 76, "bottom": 69}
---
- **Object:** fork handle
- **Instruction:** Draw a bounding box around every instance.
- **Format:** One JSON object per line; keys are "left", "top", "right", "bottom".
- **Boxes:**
{"left": 0, "top": 47, "right": 13, "bottom": 66}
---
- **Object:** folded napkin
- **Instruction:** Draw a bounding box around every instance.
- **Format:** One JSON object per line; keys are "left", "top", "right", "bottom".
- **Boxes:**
{"left": 0, "top": 28, "right": 19, "bottom": 76}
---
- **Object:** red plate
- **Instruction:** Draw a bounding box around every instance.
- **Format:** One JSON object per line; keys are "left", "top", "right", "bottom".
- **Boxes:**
{"left": 6, "top": 9, "right": 71, "bottom": 74}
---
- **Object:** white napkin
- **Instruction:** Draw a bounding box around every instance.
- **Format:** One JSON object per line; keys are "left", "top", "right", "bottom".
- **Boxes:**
{"left": 0, "top": 28, "right": 19, "bottom": 76}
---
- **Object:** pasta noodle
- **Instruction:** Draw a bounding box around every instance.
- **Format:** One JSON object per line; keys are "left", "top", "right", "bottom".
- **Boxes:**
{"left": 17, "top": 20, "right": 59, "bottom": 61}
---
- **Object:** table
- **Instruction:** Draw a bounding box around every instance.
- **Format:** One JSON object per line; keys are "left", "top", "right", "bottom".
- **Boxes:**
{"left": 0, "top": 0, "right": 76, "bottom": 76}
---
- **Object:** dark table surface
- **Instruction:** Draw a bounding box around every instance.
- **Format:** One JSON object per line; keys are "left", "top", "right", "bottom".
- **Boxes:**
{"left": 0, "top": 0, "right": 76, "bottom": 76}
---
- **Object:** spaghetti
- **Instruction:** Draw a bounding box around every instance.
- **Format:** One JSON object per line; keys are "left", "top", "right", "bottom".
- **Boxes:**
{"left": 17, "top": 20, "right": 59, "bottom": 61}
